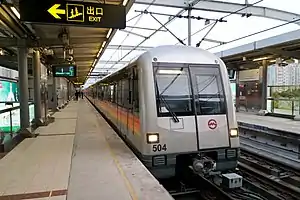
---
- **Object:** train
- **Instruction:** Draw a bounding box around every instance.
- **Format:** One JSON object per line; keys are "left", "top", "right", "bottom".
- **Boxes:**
{"left": 86, "top": 45, "right": 240, "bottom": 179}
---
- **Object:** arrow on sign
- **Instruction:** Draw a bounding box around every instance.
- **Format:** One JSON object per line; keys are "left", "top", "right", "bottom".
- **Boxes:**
{"left": 48, "top": 4, "right": 66, "bottom": 19}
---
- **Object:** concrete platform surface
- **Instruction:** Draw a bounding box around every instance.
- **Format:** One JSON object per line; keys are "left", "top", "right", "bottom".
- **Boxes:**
{"left": 0, "top": 135, "right": 74, "bottom": 198}
{"left": 35, "top": 118, "right": 77, "bottom": 136}
{"left": 0, "top": 98, "right": 173, "bottom": 200}
{"left": 67, "top": 99, "right": 173, "bottom": 200}
{"left": 237, "top": 112, "right": 300, "bottom": 134}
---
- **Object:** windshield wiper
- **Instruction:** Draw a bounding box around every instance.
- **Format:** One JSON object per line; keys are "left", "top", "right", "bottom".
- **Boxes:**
{"left": 154, "top": 72, "right": 180, "bottom": 123}
{"left": 158, "top": 94, "right": 180, "bottom": 123}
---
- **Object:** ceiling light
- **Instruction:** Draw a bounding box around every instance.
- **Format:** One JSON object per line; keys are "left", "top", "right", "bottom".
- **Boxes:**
{"left": 106, "top": 28, "right": 112, "bottom": 38}
{"left": 10, "top": 7, "right": 20, "bottom": 19}
{"left": 123, "top": 0, "right": 129, "bottom": 6}
{"left": 253, "top": 57, "right": 269, "bottom": 62}
{"left": 97, "top": 48, "right": 103, "bottom": 57}
{"left": 93, "top": 59, "right": 97, "bottom": 66}
{"left": 102, "top": 41, "right": 107, "bottom": 48}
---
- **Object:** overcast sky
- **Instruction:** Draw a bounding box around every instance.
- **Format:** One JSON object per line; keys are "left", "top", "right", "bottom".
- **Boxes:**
{"left": 85, "top": 0, "right": 300, "bottom": 87}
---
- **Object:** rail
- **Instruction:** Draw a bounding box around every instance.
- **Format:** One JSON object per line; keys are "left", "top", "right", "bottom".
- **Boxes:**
{"left": 0, "top": 102, "right": 35, "bottom": 146}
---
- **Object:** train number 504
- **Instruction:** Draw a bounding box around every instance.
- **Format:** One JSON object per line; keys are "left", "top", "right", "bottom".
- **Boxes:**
{"left": 152, "top": 144, "right": 167, "bottom": 152}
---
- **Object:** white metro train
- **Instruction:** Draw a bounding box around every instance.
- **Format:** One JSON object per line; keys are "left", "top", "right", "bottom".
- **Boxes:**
{"left": 86, "top": 45, "right": 240, "bottom": 179}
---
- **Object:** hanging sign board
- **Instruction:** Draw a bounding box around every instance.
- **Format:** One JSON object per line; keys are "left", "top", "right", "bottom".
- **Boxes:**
{"left": 19, "top": 0, "right": 126, "bottom": 29}
{"left": 52, "top": 64, "right": 77, "bottom": 77}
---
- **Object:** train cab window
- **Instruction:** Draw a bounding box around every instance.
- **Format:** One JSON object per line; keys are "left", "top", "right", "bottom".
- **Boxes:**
{"left": 154, "top": 66, "right": 193, "bottom": 117}
{"left": 190, "top": 66, "right": 226, "bottom": 115}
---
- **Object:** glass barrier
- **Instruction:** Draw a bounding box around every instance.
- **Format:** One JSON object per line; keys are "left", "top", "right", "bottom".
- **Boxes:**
{"left": 0, "top": 103, "right": 34, "bottom": 145}
{"left": 267, "top": 85, "right": 300, "bottom": 116}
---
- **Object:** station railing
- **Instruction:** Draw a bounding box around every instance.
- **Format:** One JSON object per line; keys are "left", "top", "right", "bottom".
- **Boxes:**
{"left": 267, "top": 85, "right": 300, "bottom": 117}
{"left": 0, "top": 103, "right": 35, "bottom": 146}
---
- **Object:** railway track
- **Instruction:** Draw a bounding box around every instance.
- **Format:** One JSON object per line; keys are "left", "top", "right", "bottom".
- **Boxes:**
{"left": 238, "top": 123, "right": 300, "bottom": 171}
{"left": 238, "top": 150, "right": 300, "bottom": 200}
{"left": 165, "top": 149, "right": 300, "bottom": 200}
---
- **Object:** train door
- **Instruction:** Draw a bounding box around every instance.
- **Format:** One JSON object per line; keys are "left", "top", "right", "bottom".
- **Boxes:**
{"left": 189, "top": 65, "right": 230, "bottom": 150}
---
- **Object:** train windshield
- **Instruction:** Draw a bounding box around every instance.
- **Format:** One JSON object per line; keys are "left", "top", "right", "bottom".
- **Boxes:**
{"left": 154, "top": 65, "right": 226, "bottom": 117}
{"left": 154, "top": 66, "right": 194, "bottom": 117}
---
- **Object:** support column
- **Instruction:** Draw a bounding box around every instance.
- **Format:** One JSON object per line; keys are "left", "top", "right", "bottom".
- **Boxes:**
{"left": 18, "top": 43, "right": 30, "bottom": 132}
{"left": 33, "top": 50, "right": 43, "bottom": 125}
{"left": 52, "top": 76, "right": 59, "bottom": 111}
{"left": 187, "top": 9, "right": 192, "bottom": 46}
{"left": 259, "top": 60, "right": 268, "bottom": 115}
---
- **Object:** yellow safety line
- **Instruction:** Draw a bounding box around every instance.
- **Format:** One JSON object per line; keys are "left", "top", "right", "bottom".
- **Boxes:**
{"left": 88, "top": 100, "right": 139, "bottom": 200}
{"left": 106, "top": 143, "right": 139, "bottom": 200}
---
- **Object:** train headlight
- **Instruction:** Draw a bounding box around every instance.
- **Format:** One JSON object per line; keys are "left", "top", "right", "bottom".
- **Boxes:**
{"left": 230, "top": 129, "right": 238, "bottom": 137}
{"left": 147, "top": 133, "right": 159, "bottom": 144}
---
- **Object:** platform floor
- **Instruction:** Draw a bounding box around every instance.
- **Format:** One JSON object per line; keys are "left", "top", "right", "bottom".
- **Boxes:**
{"left": 236, "top": 112, "right": 300, "bottom": 134}
{"left": 0, "top": 99, "right": 173, "bottom": 200}
{"left": 0, "top": 135, "right": 73, "bottom": 199}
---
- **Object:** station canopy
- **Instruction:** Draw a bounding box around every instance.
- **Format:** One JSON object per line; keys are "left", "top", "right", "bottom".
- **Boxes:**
{"left": 84, "top": 0, "right": 300, "bottom": 88}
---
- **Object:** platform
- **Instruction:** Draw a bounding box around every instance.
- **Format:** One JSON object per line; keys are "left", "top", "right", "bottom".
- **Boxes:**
{"left": 0, "top": 99, "right": 173, "bottom": 200}
{"left": 34, "top": 102, "right": 79, "bottom": 136}
{"left": 236, "top": 112, "right": 300, "bottom": 135}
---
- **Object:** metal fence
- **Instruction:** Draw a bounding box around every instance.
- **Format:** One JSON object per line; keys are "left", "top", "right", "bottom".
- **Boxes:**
{"left": 0, "top": 103, "right": 34, "bottom": 146}
{"left": 267, "top": 85, "right": 300, "bottom": 116}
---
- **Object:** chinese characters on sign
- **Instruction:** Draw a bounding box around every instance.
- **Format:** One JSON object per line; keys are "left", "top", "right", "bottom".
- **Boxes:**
{"left": 86, "top": 6, "right": 104, "bottom": 22}
{"left": 66, "top": 4, "right": 104, "bottom": 23}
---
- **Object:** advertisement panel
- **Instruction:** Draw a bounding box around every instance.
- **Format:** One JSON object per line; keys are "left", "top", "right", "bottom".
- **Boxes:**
{"left": 0, "top": 80, "right": 19, "bottom": 102}
{"left": 0, "top": 104, "right": 35, "bottom": 144}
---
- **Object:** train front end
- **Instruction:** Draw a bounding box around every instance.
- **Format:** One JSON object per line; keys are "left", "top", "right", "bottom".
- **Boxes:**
{"left": 140, "top": 46, "right": 239, "bottom": 179}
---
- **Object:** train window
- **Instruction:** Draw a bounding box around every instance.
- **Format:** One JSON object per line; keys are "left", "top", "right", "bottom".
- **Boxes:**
{"left": 117, "top": 81, "right": 122, "bottom": 106}
{"left": 190, "top": 66, "right": 226, "bottom": 115}
{"left": 133, "top": 66, "right": 139, "bottom": 115}
{"left": 154, "top": 67, "right": 193, "bottom": 117}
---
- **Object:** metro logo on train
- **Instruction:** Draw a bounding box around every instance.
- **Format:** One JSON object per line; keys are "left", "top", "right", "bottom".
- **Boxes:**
{"left": 208, "top": 119, "right": 217, "bottom": 130}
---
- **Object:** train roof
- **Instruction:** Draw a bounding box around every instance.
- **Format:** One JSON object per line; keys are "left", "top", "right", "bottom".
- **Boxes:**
{"left": 89, "top": 45, "right": 222, "bottom": 88}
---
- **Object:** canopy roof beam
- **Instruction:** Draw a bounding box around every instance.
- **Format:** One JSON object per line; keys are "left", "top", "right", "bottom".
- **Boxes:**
{"left": 106, "top": 45, "right": 153, "bottom": 51}
{"left": 135, "top": 0, "right": 300, "bottom": 25}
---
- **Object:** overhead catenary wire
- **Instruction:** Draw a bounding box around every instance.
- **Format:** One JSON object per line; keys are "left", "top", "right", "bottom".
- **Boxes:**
{"left": 193, "top": 0, "right": 264, "bottom": 47}
{"left": 149, "top": 12, "right": 186, "bottom": 45}
{"left": 196, "top": 21, "right": 218, "bottom": 47}
{"left": 105, "top": 0, "right": 270, "bottom": 70}
{"left": 106, "top": 11, "right": 188, "bottom": 70}
{"left": 206, "top": 17, "right": 300, "bottom": 51}
{"left": 101, "top": 0, "right": 157, "bottom": 70}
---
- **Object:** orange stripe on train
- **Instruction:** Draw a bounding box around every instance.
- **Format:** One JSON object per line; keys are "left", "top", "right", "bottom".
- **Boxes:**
{"left": 95, "top": 100, "right": 140, "bottom": 135}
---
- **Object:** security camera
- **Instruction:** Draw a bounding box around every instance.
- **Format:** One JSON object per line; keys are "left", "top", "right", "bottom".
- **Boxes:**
{"left": 67, "top": 55, "right": 73, "bottom": 62}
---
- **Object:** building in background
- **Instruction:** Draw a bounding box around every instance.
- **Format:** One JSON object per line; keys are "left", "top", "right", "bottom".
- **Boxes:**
{"left": 268, "top": 62, "right": 300, "bottom": 86}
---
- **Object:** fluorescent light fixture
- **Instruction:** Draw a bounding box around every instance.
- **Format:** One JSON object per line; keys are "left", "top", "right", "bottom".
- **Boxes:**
{"left": 253, "top": 57, "right": 268, "bottom": 62}
{"left": 10, "top": 7, "right": 20, "bottom": 19}
{"left": 123, "top": 0, "right": 129, "bottom": 6}
{"left": 93, "top": 59, "right": 97, "bottom": 66}
{"left": 97, "top": 48, "right": 103, "bottom": 57}
{"left": 101, "top": 41, "right": 107, "bottom": 48}
{"left": 106, "top": 28, "right": 112, "bottom": 38}
{"left": 158, "top": 69, "right": 183, "bottom": 74}
{"left": 269, "top": 59, "right": 276, "bottom": 63}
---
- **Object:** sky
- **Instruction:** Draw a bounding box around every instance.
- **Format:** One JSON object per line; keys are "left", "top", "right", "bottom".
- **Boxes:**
{"left": 84, "top": 0, "right": 300, "bottom": 87}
